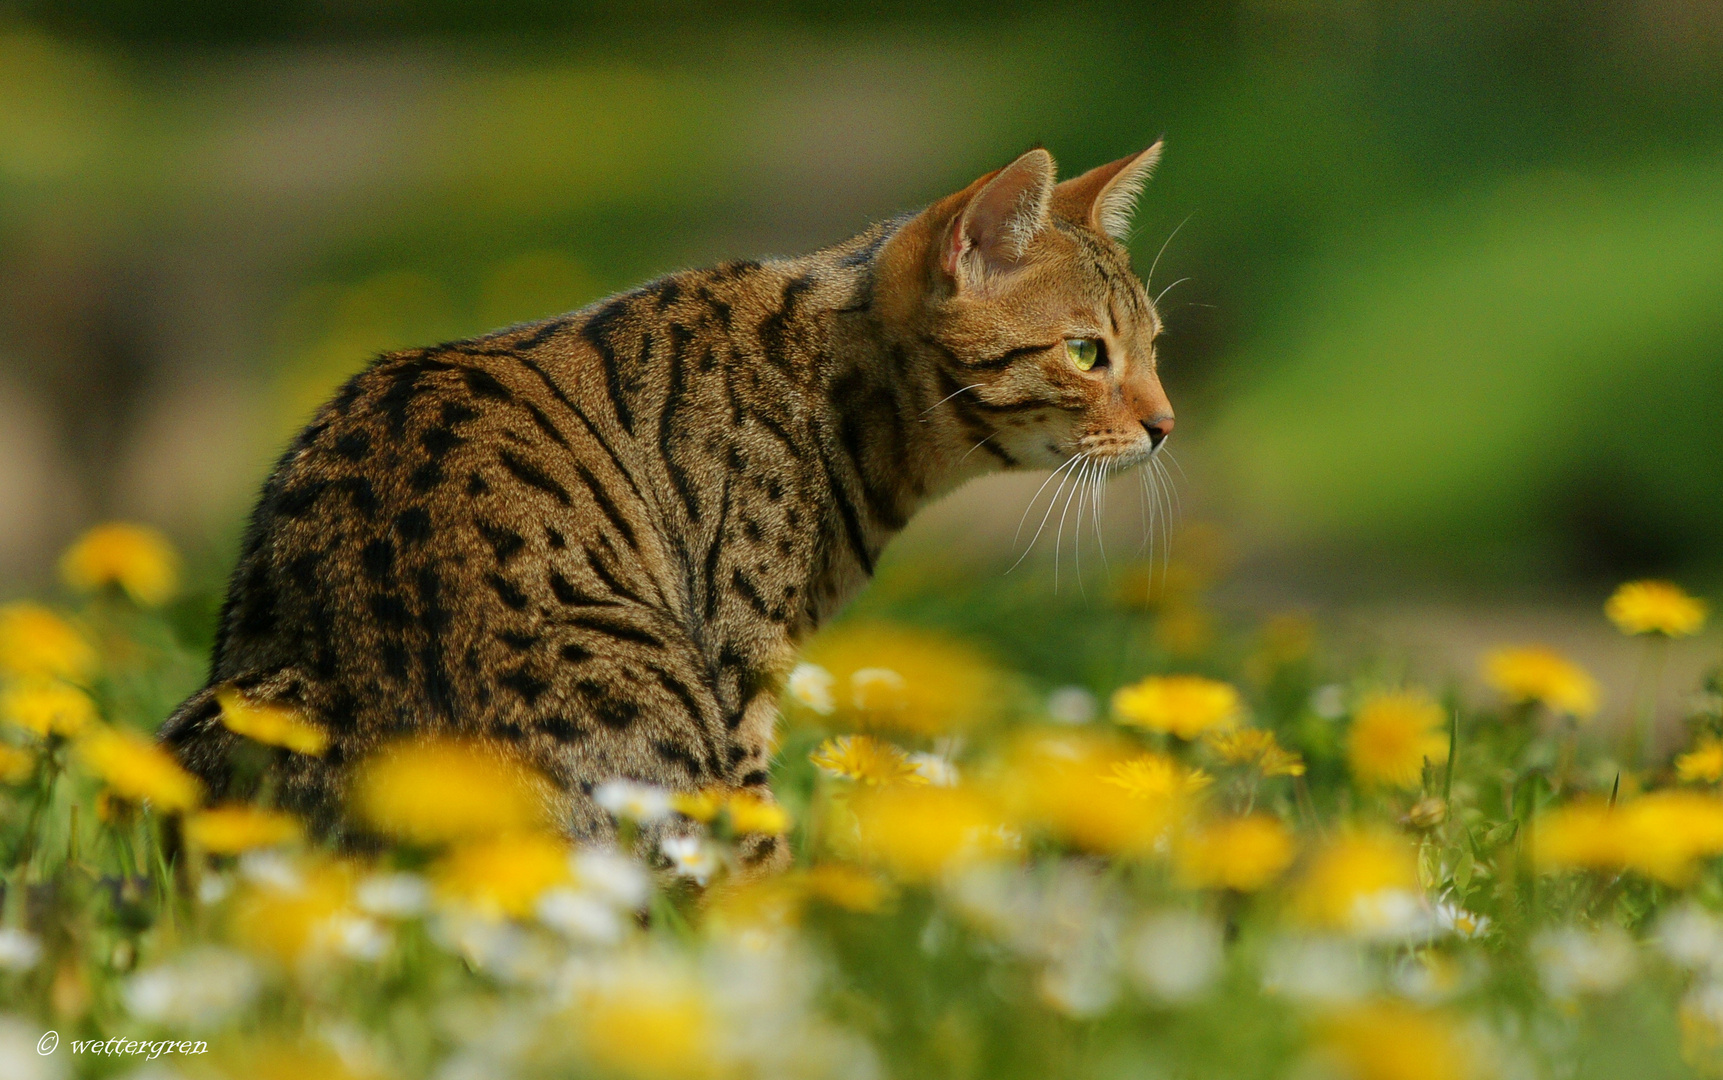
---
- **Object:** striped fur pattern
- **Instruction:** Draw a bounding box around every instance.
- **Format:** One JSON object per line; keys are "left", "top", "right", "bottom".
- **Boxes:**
{"left": 162, "top": 144, "right": 1177, "bottom": 866}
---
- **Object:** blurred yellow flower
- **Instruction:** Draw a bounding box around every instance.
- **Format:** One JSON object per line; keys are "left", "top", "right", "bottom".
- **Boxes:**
{"left": 75, "top": 726, "right": 201, "bottom": 812}
{"left": 0, "top": 743, "right": 34, "bottom": 784}
{"left": 1536, "top": 792, "right": 1723, "bottom": 885}
{"left": 851, "top": 785, "right": 1011, "bottom": 881}
{"left": 435, "top": 833, "right": 571, "bottom": 918}
{"left": 1112, "top": 674, "right": 1242, "bottom": 738}
{"left": 1677, "top": 738, "right": 1723, "bottom": 784}
{"left": 354, "top": 738, "right": 549, "bottom": 844}
{"left": 1291, "top": 830, "right": 1420, "bottom": 930}
{"left": 1606, "top": 580, "right": 1708, "bottom": 637}
{"left": 230, "top": 859, "right": 355, "bottom": 963}
{"left": 802, "top": 863, "right": 894, "bottom": 913}
{"left": 215, "top": 686, "right": 329, "bottom": 756}
{"left": 799, "top": 623, "right": 1006, "bottom": 735}
{"left": 185, "top": 806, "right": 303, "bottom": 853}
{"left": 1, "top": 679, "right": 97, "bottom": 738}
{"left": 1176, "top": 815, "right": 1297, "bottom": 892}
{"left": 1001, "top": 734, "right": 1200, "bottom": 856}
{"left": 671, "top": 787, "right": 723, "bottom": 822}
{"left": 59, "top": 522, "right": 181, "bottom": 606}
{"left": 0, "top": 602, "right": 95, "bottom": 682}
{"left": 578, "top": 972, "right": 715, "bottom": 1080}
{"left": 1348, "top": 690, "right": 1449, "bottom": 789}
{"left": 1314, "top": 1002, "right": 1478, "bottom": 1080}
{"left": 725, "top": 791, "right": 789, "bottom": 835}
{"left": 1204, "top": 727, "right": 1306, "bottom": 777}
{"left": 810, "top": 734, "right": 926, "bottom": 787}
{"left": 1483, "top": 646, "right": 1599, "bottom": 718}
{"left": 1103, "top": 752, "right": 1214, "bottom": 801}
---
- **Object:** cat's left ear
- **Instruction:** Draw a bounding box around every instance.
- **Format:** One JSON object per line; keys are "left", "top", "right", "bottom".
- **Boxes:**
{"left": 1051, "top": 139, "right": 1164, "bottom": 242}
{"left": 942, "top": 147, "right": 1056, "bottom": 281}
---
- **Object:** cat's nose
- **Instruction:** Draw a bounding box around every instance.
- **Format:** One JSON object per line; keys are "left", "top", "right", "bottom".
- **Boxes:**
{"left": 1141, "top": 415, "right": 1174, "bottom": 449}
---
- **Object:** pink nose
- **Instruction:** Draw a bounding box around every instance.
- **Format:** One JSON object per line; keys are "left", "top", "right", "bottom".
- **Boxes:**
{"left": 1141, "top": 415, "right": 1174, "bottom": 448}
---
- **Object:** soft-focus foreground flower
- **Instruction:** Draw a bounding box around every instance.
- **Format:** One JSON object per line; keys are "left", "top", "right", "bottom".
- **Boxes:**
{"left": 75, "top": 727, "right": 201, "bottom": 812}
{"left": 215, "top": 685, "right": 329, "bottom": 755}
{"left": 1312, "top": 1002, "right": 1479, "bottom": 1080}
{"left": 0, "top": 928, "right": 42, "bottom": 972}
{"left": 230, "top": 858, "right": 365, "bottom": 966}
{"left": 0, "top": 602, "right": 94, "bottom": 681}
{"left": 1001, "top": 734, "right": 1203, "bottom": 856}
{"left": 1292, "top": 831, "right": 1423, "bottom": 937}
{"left": 849, "top": 785, "right": 1011, "bottom": 880}
{"left": 575, "top": 965, "right": 716, "bottom": 1079}
{"left": 1534, "top": 925, "right": 1637, "bottom": 998}
{"left": 661, "top": 836, "right": 719, "bottom": 885}
{"left": 0, "top": 679, "right": 96, "bottom": 738}
{"left": 1347, "top": 690, "right": 1449, "bottom": 789}
{"left": 437, "top": 833, "right": 571, "bottom": 917}
{"left": 1112, "top": 674, "right": 1241, "bottom": 738}
{"left": 1483, "top": 645, "right": 1600, "bottom": 718}
{"left": 1678, "top": 738, "right": 1723, "bottom": 784}
{"left": 123, "top": 947, "right": 261, "bottom": 1027}
{"left": 810, "top": 734, "right": 925, "bottom": 787}
{"left": 1606, "top": 580, "right": 1708, "bottom": 637}
{"left": 799, "top": 623, "right": 1005, "bottom": 734}
{"left": 1204, "top": 727, "right": 1306, "bottom": 776}
{"left": 355, "top": 739, "right": 548, "bottom": 843}
{"left": 1128, "top": 910, "right": 1224, "bottom": 1003}
{"left": 1536, "top": 792, "right": 1723, "bottom": 884}
{"left": 1176, "top": 815, "right": 1297, "bottom": 892}
{"left": 786, "top": 662, "right": 836, "bottom": 715}
{"left": 185, "top": 806, "right": 302, "bottom": 853}
{"left": 595, "top": 779, "right": 673, "bottom": 824}
{"left": 59, "top": 522, "right": 181, "bottom": 606}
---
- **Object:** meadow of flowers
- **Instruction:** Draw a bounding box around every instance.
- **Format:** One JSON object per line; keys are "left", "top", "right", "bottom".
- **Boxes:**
{"left": 1, "top": 523, "right": 1721, "bottom": 1079}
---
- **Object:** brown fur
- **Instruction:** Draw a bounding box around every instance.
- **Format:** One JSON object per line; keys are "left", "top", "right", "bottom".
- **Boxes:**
{"left": 161, "top": 145, "right": 1176, "bottom": 866}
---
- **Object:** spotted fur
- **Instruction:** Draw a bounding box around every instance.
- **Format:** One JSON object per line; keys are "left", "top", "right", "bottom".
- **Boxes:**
{"left": 162, "top": 145, "right": 1177, "bottom": 864}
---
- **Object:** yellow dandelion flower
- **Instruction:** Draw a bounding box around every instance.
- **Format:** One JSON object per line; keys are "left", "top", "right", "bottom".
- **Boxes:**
{"left": 1175, "top": 814, "right": 1297, "bottom": 892}
{"left": 185, "top": 806, "right": 303, "bottom": 853}
{"left": 725, "top": 791, "right": 789, "bottom": 835}
{"left": 1314, "top": 1002, "right": 1478, "bottom": 1080}
{"left": 1103, "top": 752, "right": 1214, "bottom": 801}
{"left": 999, "top": 733, "right": 1200, "bottom": 856}
{"left": 230, "top": 858, "right": 355, "bottom": 963}
{"left": 802, "top": 863, "right": 894, "bottom": 913}
{"left": 0, "top": 679, "right": 97, "bottom": 738}
{"left": 1677, "top": 738, "right": 1723, "bottom": 784}
{"left": 799, "top": 623, "right": 1006, "bottom": 735}
{"left": 672, "top": 787, "right": 724, "bottom": 822}
{"left": 1606, "top": 580, "right": 1708, "bottom": 637}
{"left": 1536, "top": 792, "right": 1723, "bottom": 885}
{"left": 435, "top": 833, "right": 571, "bottom": 918}
{"left": 215, "top": 686, "right": 329, "bottom": 756}
{"left": 1204, "top": 727, "right": 1306, "bottom": 777}
{"left": 1291, "top": 830, "right": 1420, "bottom": 930}
{"left": 0, "top": 603, "right": 95, "bottom": 682}
{"left": 354, "top": 738, "right": 549, "bottom": 844}
{"left": 1347, "top": 690, "right": 1449, "bottom": 789}
{"left": 1112, "top": 674, "right": 1242, "bottom": 739}
{"left": 59, "top": 522, "right": 181, "bottom": 606}
{"left": 1483, "top": 645, "right": 1600, "bottom": 718}
{"left": 810, "top": 734, "right": 926, "bottom": 787}
{"left": 75, "top": 727, "right": 201, "bottom": 812}
{"left": 0, "top": 744, "right": 35, "bottom": 784}
{"left": 850, "top": 785, "right": 1011, "bottom": 881}
{"left": 578, "top": 971, "right": 715, "bottom": 1080}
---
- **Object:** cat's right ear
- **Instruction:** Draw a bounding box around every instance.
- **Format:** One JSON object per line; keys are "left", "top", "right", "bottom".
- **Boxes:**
{"left": 940, "top": 148, "right": 1056, "bottom": 284}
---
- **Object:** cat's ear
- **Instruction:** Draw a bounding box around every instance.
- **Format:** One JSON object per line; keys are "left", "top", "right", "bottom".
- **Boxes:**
{"left": 942, "top": 147, "right": 1056, "bottom": 281}
{"left": 1051, "top": 140, "right": 1164, "bottom": 242}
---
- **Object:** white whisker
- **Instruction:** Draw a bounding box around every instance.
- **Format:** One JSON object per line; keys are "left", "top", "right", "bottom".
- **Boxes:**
{"left": 1154, "top": 276, "right": 1192, "bottom": 307}
{"left": 1146, "top": 212, "right": 1195, "bottom": 293}
{"left": 920, "top": 383, "right": 984, "bottom": 419}
{"left": 1006, "top": 454, "right": 1084, "bottom": 575}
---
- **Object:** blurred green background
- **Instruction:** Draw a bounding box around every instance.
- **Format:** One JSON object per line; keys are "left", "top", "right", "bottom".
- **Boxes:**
{"left": 1, "top": 0, "right": 1720, "bottom": 621}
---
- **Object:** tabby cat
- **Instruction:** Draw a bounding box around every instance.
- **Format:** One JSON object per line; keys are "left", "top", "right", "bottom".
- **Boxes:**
{"left": 162, "top": 144, "right": 1177, "bottom": 867}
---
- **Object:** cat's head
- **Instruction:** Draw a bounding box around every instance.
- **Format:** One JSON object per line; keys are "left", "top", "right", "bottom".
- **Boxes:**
{"left": 881, "top": 144, "right": 1174, "bottom": 472}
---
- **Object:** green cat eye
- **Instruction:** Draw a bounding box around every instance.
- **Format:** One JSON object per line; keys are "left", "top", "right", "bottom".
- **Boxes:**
{"left": 1065, "top": 338, "right": 1100, "bottom": 371}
